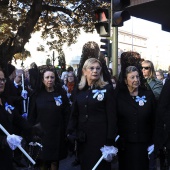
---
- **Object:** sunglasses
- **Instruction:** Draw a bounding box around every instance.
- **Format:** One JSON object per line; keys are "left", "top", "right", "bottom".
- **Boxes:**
{"left": 142, "top": 67, "right": 150, "bottom": 70}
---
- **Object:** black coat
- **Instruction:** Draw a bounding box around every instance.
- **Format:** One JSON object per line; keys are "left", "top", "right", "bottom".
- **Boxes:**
{"left": 155, "top": 79, "right": 170, "bottom": 151}
{"left": 68, "top": 84, "right": 117, "bottom": 170}
{"left": 0, "top": 97, "right": 31, "bottom": 170}
{"left": 5, "top": 79, "right": 23, "bottom": 115}
{"left": 116, "top": 87, "right": 156, "bottom": 170}
{"left": 116, "top": 87, "right": 156, "bottom": 143}
{"left": 28, "top": 88, "right": 70, "bottom": 161}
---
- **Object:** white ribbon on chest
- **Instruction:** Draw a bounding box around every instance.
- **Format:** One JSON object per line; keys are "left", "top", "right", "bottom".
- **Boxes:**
{"left": 92, "top": 89, "right": 106, "bottom": 101}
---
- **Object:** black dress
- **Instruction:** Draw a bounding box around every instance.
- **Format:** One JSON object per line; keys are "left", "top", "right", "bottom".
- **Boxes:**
{"left": 0, "top": 97, "right": 31, "bottom": 170}
{"left": 154, "top": 79, "right": 170, "bottom": 166}
{"left": 28, "top": 88, "right": 70, "bottom": 161}
{"left": 116, "top": 87, "right": 156, "bottom": 170}
{"left": 68, "top": 84, "right": 117, "bottom": 170}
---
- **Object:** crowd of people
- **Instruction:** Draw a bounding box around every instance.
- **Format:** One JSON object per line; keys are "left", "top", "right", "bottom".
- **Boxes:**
{"left": 0, "top": 41, "right": 170, "bottom": 170}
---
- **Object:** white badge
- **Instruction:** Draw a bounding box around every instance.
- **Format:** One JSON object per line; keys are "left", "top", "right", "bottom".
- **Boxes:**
{"left": 55, "top": 100, "right": 61, "bottom": 106}
{"left": 139, "top": 100, "right": 144, "bottom": 106}
{"left": 97, "top": 93, "right": 104, "bottom": 101}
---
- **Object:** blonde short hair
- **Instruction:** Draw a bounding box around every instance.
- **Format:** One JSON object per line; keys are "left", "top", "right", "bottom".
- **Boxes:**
{"left": 78, "top": 58, "right": 108, "bottom": 90}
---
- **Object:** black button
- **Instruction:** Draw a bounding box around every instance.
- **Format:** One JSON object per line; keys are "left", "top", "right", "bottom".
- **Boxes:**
{"left": 85, "top": 115, "right": 88, "bottom": 118}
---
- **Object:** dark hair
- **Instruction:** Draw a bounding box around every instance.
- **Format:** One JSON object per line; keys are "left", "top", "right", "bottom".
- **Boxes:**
{"left": 41, "top": 67, "right": 60, "bottom": 85}
{"left": 67, "top": 66, "right": 74, "bottom": 72}
{"left": 108, "top": 68, "right": 113, "bottom": 76}
{"left": 111, "top": 75, "right": 117, "bottom": 84}
{"left": 7, "top": 64, "right": 15, "bottom": 76}
{"left": 28, "top": 67, "right": 40, "bottom": 91}
{"left": 32, "top": 65, "right": 61, "bottom": 93}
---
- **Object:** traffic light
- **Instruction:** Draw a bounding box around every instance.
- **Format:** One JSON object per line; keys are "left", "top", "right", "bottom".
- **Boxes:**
{"left": 94, "top": 8, "right": 110, "bottom": 37}
{"left": 112, "top": 0, "right": 130, "bottom": 27}
{"left": 100, "top": 38, "right": 111, "bottom": 58}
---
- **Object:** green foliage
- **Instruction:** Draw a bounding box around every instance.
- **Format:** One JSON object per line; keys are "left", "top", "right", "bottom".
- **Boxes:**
{"left": 0, "top": 0, "right": 110, "bottom": 65}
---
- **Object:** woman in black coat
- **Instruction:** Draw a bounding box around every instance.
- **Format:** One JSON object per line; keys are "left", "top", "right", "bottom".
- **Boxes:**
{"left": 154, "top": 79, "right": 170, "bottom": 169}
{"left": 67, "top": 58, "right": 117, "bottom": 170}
{"left": 28, "top": 67, "right": 70, "bottom": 170}
{"left": 0, "top": 68, "right": 33, "bottom": 170}
{"left": 116, "top": 66, "right": 156, "bottom": 170}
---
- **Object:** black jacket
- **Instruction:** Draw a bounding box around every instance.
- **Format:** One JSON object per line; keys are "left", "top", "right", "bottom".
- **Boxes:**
{"left": 67, "top": 84, "right": 117, "bottom": 170}
{"left": 155, "top": 79, "right": 170, "bottom": 151}
{"left": 28, "top": 87, "right": 70, "bottom": 161}
{"left": 0, "top": 97, "right": 31, "bottom": 170}
{"left": 116, "top": 87, "right": 156, "bottom": 144}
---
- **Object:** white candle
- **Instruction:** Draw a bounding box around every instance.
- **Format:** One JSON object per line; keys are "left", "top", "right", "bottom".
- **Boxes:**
{"left": 0, "top": 124, "right": 36, "bottom": 165}
{"left": 92, "top": 154, "right": 105, "bottom": 170}
{"left": 22, "top": 73, "right": 25, "bottom": 91}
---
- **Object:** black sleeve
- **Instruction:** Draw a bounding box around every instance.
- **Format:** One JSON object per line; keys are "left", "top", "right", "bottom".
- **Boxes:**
{"left": 0, "top": 135, "right": 8, "bottom": 149}
{"left": 67, "top": 98, "right": 79, "bottom": 134}
{"left": 156, "top": 79, "right": 170, "bottom": 130}
{"left": 13, "top": 109, "right": 32, "bottom": 137}
{"left": 61, "top": 89, "right": 71, "bottom": 133}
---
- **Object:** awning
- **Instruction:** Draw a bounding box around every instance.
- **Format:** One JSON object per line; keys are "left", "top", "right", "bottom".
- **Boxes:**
{"left": 126, "top": 0, "right": 170, "bottom": 32}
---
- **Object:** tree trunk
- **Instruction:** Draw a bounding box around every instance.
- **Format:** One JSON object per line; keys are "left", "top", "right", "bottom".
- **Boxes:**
{"left": 0, "top": 0, "right": 42, "bottom": 70}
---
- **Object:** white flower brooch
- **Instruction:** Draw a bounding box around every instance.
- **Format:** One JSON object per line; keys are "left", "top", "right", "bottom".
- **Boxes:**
{"left": 54, "top": 96, "right": 62, "bottom": 106}
{"left": 135, "top": 96, "right": 147, "bottom": 106}
{"left": 92, "top": 89, "right": 106, "bottom": 101}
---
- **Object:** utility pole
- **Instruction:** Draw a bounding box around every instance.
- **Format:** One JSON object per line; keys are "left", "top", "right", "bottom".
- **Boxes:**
{"left": 111, "top": 0, "right": 130, "bottom": 77}
{"left": 112, "top": 27, "right": 118, "bottom": 77}
{"left": 52, "top": 51, "right": 55, "bottom": 66}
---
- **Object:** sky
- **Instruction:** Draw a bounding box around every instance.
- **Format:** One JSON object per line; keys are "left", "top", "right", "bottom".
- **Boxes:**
{"left": 121, "top": 16, "right": 170, "bottom": 47}
{"left": 120, "top": 16, "right": 170, "bottom": 70}
{"left": 13, "top": 16, "right": 170, "bottom": 70}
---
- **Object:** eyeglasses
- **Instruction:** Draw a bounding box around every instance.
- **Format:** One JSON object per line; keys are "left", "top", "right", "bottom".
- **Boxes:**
{"left": 0, "top": 78, "right": 6, "bottom": 83}
{"left": 87, "top": 67, "right": 101, "bottom": 72}
{"left": 44, "top": 76, "right": 55, "bottom": 80}
{"left": 142, "top": 67, "right": 150, "bottom": 70}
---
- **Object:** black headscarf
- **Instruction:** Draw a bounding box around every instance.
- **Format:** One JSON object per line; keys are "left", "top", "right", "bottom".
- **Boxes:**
{"left": 77, "top": 41, "right": 112, "bottom": 85}
{"left": 118, "top": 51, "right": 147, "bottom": 90}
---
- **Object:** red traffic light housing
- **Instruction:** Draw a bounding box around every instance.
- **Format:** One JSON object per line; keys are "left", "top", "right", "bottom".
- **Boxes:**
{"left": 94, "top": 8, "right": 110, "bottom": 37}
